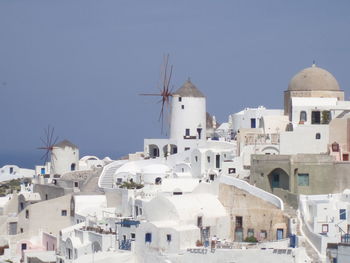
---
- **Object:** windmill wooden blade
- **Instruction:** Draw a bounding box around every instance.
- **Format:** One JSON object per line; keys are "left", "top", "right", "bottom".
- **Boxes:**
{"left": 37, "top": 125, "right": 58, "bottom": 165}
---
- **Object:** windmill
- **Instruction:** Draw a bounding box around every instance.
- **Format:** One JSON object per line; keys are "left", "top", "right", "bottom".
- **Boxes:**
{"left": 37, "top": 125, "right": 59, "bottom": 166}
{"left": 140, "top": 54, "right": 174, "bottom": 134}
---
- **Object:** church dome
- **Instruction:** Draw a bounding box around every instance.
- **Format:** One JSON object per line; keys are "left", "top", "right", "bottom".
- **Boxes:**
{"left": 288, "top": 64, "right": 340, "bottom": 91}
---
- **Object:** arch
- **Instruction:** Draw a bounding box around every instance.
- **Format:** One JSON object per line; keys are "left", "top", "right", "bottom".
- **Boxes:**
{"left": 261, "top": 146, "right": 280, "bottom": 155}
{"left": 267, "top": 168, "right": 289, "bottom": 191}
{"left": 155, "top": 177, "right": 162, "bottom": 185}
{"left": 148, "top": 145, "right": 159, "bottom": 158}
{"left": 300, "top": 111, "right": 307, "bottom": 122}
{"left": 162, "top": 144, "right": 178, "bottom": 156}
{"left": 91, "top": 241, "right": 102, "bottom": 253}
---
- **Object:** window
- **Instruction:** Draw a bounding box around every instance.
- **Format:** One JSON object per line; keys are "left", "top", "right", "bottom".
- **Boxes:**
{"left": 332, "top": 142, "right": 340, "bottom": 152}
{"left": 40, "top": 168, "right": 46, "bottom": 175}
{"left": 71, "top": 163, "right": 76, "bottom": 171}
{"left": 145, "top": 233, "right": 152, "bottom": 243}
{"left": 195, "top": 156, "right": 198, "bottom": 162}
{"left": 197, "top": 216, "right": 203, "bottom": 227}
{"left": 74, "top": 182, "right": 79, "bottom": 188}
{"left": 322, "top": 224, "right": 328, "bottom": 233}
{"left": 61, "top": 210, "right": 67, "bottom": 216}
{"left": 298, "top": 173, "right": 309, "bottom": 186}
{"left": 166, "top": 234, "right": 172, "bottom": 242}
{"left": 131, "top": 233, "right": 136, "bottom": 239}
{"left": 20, "top": 202, "right": 24, "bottom": 210}
{"left": 322, "top": 110, "right": 331, "bottom": 124}
{"left": 25, "top": 210, "right": 29, "bottom": 219}
{"left": 312, "top": 111, "right": 321, "bottom": 124}
{"left": 250, "top": 118, "right": 256, "bottom": 128}
{"left": 185, "top": 147, "right": 190, "bottom": 151}
{"left": 21, "top": 243, "right": 27, "bottom": 251}
{"left": 207, "top": 156, "right": 210, "bottom": 163}
{"left": 247, "top": 229, "right": 254, "bottom": 237}
{"left": 235, "top": 216, "right": 243, "bottom": 228}
{"left": 117, "top": 178, "right": 122, "bottom": 184}
{"left": 139, "top": 208, "right": 142, "bottom": 215}
{"left": 178, "top": 97, "right": 182, "bottom": 102}
{"left": 20, "top": 228, "right": 23, "bottom": 233}
{"left": 185, "top": 129, "right": 190, "bottom": 136}
{"left": 181, "top": 105, "right": 184, "bottom": 109}
{"left": 316, "top": 133, "right": 321, "bottom": 140}
{"left": 343, "top": 154, "right": 349, "bottom": 161}
{"left": 173, "top": 192, "right": 182, "bottom": 195}
{"left": 260, "top": 230, "right": 267, "bottom": 239}
{"left": 340, "top": 209, "right": 347, "bottom": 220}
{"left": 45, "top": 194, "right": 48, "bottom": 200}
{"left": 228, "top": 168, "right": 236, "bottom": 174}
{"left": 215, "top": 155, "right": 220, "bottom": 168}
{"left": 9, "top": 167, "right": 14, "bottom": 174}
{"left": 300, "top": 111, "right": 307, "bottom": 122}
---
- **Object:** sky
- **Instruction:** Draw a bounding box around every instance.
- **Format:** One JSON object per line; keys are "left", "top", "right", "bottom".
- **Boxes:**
{"left": 0, "top": 0, "right": 350, "bottom": 168}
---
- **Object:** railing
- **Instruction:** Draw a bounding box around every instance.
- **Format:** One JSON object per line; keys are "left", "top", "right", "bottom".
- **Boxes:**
{"left": 119, "top": 240, "right": 131, "bottom": 250}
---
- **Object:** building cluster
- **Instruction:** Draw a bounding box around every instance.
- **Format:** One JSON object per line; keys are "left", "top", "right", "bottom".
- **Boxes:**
{"left": 1, "top": 63, "right": 350, "bottom": 262}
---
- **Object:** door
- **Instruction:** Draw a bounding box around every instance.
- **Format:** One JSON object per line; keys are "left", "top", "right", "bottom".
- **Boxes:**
{"left": 272, "top": 174, "right": 279, "bottom": 188}
{"left": 277, "top": 229, "right": 284, "bottom": 240}
{"left": 235, "top": 228, "right": 243, "bottom": 242}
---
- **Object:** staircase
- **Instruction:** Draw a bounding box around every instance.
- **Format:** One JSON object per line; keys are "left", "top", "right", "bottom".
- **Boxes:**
{"left": 98, "top": 161, "right": 125, "bottom": 189}
{"left": 284, "top": 205, "right": 321, "bottom": 263}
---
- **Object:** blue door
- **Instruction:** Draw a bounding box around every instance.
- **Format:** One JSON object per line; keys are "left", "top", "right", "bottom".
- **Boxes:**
{"left": 277, "top": 229, "right": 283, "bottom": 240}
{"left": 272, "top": 174, "right": 279, "bottom": 188}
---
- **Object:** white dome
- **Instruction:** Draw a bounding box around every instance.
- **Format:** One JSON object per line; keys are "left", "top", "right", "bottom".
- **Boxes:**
{"left": 288, "top": 65, "right": 340, "bottom": 91}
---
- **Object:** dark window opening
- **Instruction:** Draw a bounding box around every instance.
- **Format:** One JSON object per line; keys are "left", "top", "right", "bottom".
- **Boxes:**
{"left": 197, "top": 216, "right": 203, "bottom": 227}
{"left": 340, "top": 209, "right": 347, "bottom": 220}
{"left": 250, "top": 118, "right": 256, "bottom": 128}
{"left": 228, "top": 168, "right": 236, "bottom": 174}
{"left": 185, "top": 129, "right": 190, "bottom": 136}
{"left": 25, "top": 210, "right": 29, "bottom": 219}
{"left": 74, "top": 182, "right": 79, "bottom": 188}
{"left": 145, "top": 233, "right": 152, "bottom": 243}
{"left": 173, "top": 192, "right": 182, "bottom": 195}
{"left": 71, "top": 163, "right": 76, "bottom": 171}
{"left": 311, "top": 111, "right": 321, "bottom": 124}
{"left": 235, "top": 216, "right": 243, "bottom": 228}
{"left": 185, "top": 147, "right": 190, "bottom": 151}
{"left": 215, "top": 154, "right": 220, "bottom": 168}
{"left": 316, "top": 133, "right": 321, "bottom": 140}
{"left": 197, "top": 128, "right": 202, "bottom": 139}
{"left": 166, "top": 234, "right": 172, "bottom": 242}
{"left": 61, "top": 210, "right": 67, "bottom": 216}
{"left": 178, "top": 97, "right": 182, "bottom": 102}
{"left": 181, "top": 105, "right": 184, "bottom": 109}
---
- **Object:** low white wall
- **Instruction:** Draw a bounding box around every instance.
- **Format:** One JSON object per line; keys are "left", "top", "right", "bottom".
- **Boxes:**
{"left": 220, "top": 175, "right": 284, "bottom": 210}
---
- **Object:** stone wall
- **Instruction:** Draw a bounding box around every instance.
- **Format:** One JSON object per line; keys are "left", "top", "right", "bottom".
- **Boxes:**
{"left": 218, "top": 183, "right": 289, "bottom": 242}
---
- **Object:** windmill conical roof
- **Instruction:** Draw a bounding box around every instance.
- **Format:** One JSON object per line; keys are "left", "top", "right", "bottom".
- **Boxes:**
{"left": 173, "top": 79, "right": 205, "bottom": 98}
{"left": 54, "top": 140, "right": 78, "bottom": 149}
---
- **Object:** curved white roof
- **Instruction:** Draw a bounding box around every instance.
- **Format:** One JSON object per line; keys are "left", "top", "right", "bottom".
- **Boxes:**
{"left": 145, "top": 193, "right": 226, "bottom": 222}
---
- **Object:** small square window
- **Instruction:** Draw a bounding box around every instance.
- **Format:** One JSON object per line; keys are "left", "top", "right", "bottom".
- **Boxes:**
{"left": 322, "top": 224, "right": 328, "bottom": 233}
{"left": 340, "top": 209, "right": 346, "bottom": 220}
{"left": 131, "top": 233, "right": 136, "bottom": 239}
{"left": 166, "top": 234, "right": 172, "bottom": 242}
{"left": 316, "top": 133, "right": 321, "bottom": 140}
{"left": 228, "top": 168, "right": 236, "bottom": 174}
{"left": 298, "top": 173, "right": 309, "bottom": 186}
{"left": 61, "top": 210, "right": 67, "bottom": 216}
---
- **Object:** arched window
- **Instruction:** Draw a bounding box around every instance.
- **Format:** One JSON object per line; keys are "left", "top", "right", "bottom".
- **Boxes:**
{"left": 71, "top": 163, "right": 76, "bottom": 171}
{"left": 300, "top": 111, "right": 307, "bottom": 122}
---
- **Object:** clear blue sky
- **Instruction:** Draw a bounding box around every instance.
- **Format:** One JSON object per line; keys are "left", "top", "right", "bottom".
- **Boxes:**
{"left": 0, "top": 0, "right": 350, "bottom": 167}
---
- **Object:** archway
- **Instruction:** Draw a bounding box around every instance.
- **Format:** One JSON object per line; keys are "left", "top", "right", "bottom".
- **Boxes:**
{"left": 148, "top": 145, "right": 160, "bottom": 158}
{"left": 267, "top": 168, "right": 289, "bottom": 191}
{"left": 162, "top": 144, "right": 178, "bottom": 156}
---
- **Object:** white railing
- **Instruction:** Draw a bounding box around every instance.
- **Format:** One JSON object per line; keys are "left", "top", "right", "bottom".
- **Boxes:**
{"left": 220, "top": 175, "right": 284, "bottom": 210}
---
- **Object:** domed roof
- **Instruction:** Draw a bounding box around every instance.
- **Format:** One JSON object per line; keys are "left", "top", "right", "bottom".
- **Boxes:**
{"left": 173, "top": 79, "right": 205, "bottom": 98}
{"left": 288, "top": 64, "right": 340, "bottom": 91}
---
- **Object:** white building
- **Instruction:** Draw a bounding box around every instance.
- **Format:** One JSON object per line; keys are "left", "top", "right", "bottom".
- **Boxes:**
{"left": 51, "top": 140, "right": 79, "bottom": 176}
